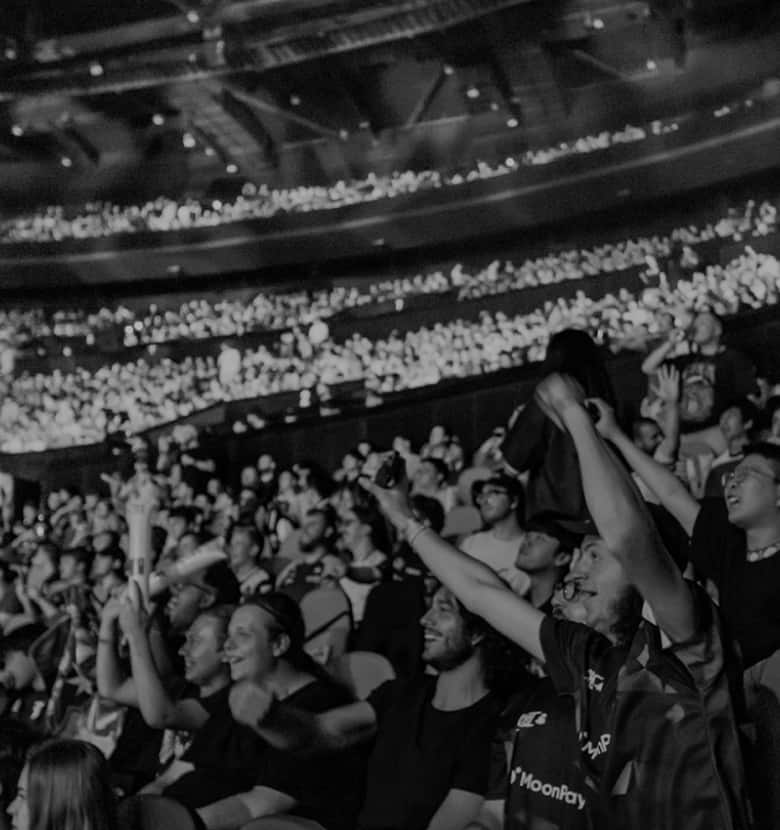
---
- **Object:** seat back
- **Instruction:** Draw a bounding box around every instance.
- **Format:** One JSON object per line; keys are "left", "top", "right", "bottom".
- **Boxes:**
{"left": 300, "top": 585, "right": 352, "bottom": 664}
{"left": 117, "top": 795, "right": 203, "bottom": 830}
{"left": 331, "top": 651, "right": 396, "bottom": 700}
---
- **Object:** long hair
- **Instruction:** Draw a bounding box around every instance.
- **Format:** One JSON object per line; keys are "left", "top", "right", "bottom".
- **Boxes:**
{"left": 26, "top": 739, "right": 117, "bottom": 830}
{"left": 456, "top": 600, "right": 532, "bottom": 700}
{"left": 543, "top": 329, "right": 616, "bottom": 408}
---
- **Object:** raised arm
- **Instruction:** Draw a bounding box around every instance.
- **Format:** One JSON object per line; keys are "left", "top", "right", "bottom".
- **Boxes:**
{"left": 118, "top": 585, "right": 209, "bottom": 731}
{"left": 640, "top": 332, "right": 681, "bottom": 376}
{"left": 653, "top": 364, "right": 681, "bottom": 465}
{"left": 537, "top": 375, "right": 696, "bottom": 643}
{"left": 96, "top": 597, "right": 138, "bottom": 707}
{"left": 360, "top": 475, "right": 546, "bottom": 661}
{"left": 591, "top": 398, "right": 700, "bottom": 536}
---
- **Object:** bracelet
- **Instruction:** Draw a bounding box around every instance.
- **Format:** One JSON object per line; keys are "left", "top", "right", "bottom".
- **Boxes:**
{"left": 406, "top": 518, "right": 430, "bottom": 547}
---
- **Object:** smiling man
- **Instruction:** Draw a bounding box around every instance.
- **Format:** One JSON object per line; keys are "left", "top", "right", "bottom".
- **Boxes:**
{"left": 356, "top": 373, "right": 750, "bottom": 830}
{"left": 228, "top": 585, "right": 507, "bottom": 830}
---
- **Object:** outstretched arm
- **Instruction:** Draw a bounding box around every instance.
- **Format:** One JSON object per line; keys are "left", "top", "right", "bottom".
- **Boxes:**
{"left": 360, "top": 475, "right": 546, "bottom": 662}
{"left": 537, "top": 375, "right": 696, "bottom": 643}
{"left": 592, "top": 399, "right": 700, "bottom": 536}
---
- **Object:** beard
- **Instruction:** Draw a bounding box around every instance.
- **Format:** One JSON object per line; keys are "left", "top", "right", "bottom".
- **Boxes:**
{"left": 425, "top": 634, "right": 476, "bottom": 672}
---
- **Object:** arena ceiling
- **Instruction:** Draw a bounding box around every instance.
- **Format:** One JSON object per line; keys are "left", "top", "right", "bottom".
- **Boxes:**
{"left": 0, "top": 0, "right": 776, "bottom": 207}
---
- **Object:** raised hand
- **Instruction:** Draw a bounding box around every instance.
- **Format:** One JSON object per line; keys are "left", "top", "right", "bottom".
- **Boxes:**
{"left": 357, "top": 458, "right": 414, "bottom": 532}
{"left": 586, "top": 398, "right": 621, "bottom": 442}
{"left": 534, "top": 373, "right": 586, "bottom": 429}
{"left": 655, "top": 364, "right": 680, "bottom": 403}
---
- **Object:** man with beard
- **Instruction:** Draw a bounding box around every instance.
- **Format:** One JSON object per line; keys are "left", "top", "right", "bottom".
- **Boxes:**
{"left": 228, "top": 585, "right": 506, "bottom": 830}
{"left": 356, "top": 373, "right": 750, "bottom": 830}
{"left": 275, "top": 506, "right": 344, "bottom": 603}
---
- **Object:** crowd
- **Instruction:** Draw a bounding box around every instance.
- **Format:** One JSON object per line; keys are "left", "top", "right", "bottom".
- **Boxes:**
{"left": 0, "top": 318, "right": 779, "bottom": 830}
{"left": 0, "top": 118, "right": 674, "bottom": 246}
{"left": 1, "top": 242, "right": 778, "bottom": 453}
{"left": 1, "top": 196, "right": 775, "bottom": 352}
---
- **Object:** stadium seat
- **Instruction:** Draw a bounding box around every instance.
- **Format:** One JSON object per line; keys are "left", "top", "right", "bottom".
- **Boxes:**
{"left": 331, "top": 650, "right": 396, "bottom": 699}
{"left": 300, "top": 585, "right": 352, "bottom": 663}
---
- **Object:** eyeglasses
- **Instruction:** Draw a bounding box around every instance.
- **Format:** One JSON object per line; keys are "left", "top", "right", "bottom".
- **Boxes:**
{"left": 721, "top": 467, "right": 780, "bottom": 488}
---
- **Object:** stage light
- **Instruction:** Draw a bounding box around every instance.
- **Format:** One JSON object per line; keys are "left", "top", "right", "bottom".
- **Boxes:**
{"left": 226, "top": 163, "right": 238, "bottom": 174}
{"left": 290, "top": 94, "right": 301, "bottom": 106}
{"left": 60, "top": 156, "right": 72, "bottom": 167}
{"left": 186, "top": 10, "right": 200, "bottom": 24}
{"left": 89, "top": 61, "right": 104, "bottom": 77}
{"left": 507, "top": 117, "right": 519, "bottom": 128}
{"left": 152, "top": 113, "right": 165, "bottom": 126}
{"left": 10, "top": 124, "right": 23, "bottom": 137}
{"left": 466, "top": 86, "right": 480, "bottom": 99}
{"left": 182, "top": 132, "right": 196, "bottom": 148}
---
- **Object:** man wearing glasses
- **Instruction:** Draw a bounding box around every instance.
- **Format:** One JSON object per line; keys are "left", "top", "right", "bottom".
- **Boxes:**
{"left": 460, "top": 474, "right": 530, "bottom": 595}
{"left": 591, "top": 409, "right": 780, "bottom": 828}
{"left": 359, "top": 374, "right": 750, "bottom": 830}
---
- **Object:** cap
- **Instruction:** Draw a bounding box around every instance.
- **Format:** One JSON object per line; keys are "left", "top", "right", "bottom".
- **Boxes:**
{"left": 242, "top": 592, "right": 306, "bottom": 650}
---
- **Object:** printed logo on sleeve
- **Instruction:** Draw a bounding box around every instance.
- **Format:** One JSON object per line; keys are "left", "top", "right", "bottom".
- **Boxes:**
{"left": 515, "top": 710, "right": 548, "bottom": 729}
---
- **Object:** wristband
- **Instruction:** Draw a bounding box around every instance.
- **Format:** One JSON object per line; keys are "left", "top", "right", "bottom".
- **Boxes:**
{"left": 405, "top": 518, "right": 430, "bottom": 547}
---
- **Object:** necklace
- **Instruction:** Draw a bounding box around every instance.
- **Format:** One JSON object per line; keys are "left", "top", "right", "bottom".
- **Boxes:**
{"left": 746, "top": 541, "right": 780, "bottom": 563}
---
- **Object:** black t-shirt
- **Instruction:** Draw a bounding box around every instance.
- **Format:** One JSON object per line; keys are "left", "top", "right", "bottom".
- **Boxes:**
{"left": 691, "top": 498, "right": 780, "bottom": 667}
{"left": 358, "top": 676, "right": 500, "bottom": 830}
{"left": 254, "top": 680, "right": 362, "bottom": 830}
{"left": 501, "top": 398, "right": 588, "bottom": 525}
{"left": 672, "top": 348, "right": 757, "bottom": 432}
{"left": 166, "top": 679, "right": 361, "bottom": 830}
{"left": 163, "top": 685, "right": 260, "bottom": 808}
{"left": 540, "top": 590, "right": 752, "bottom": 830}
{"left": 486, "top": 678, "right": 592, "bottom": 830}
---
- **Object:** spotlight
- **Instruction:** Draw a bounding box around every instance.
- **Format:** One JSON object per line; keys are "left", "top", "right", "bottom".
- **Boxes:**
{"left": 89, "top": 61, "right": 104, "bottom": 77}
{"left": 226, "top": 163, "right": 238, "bottom": 174}
{"left": 60, "top": 156, "right": 72, "bottom": 167}
{"left": 507, "top": 117, "right": 519, "bottom": 128}
{"left": 290, "top": 94, "right": 301, "bottom": 106}
{"left": 182, "top": 132, "right": 196, "bottom": 148}
{"left": 466, "top": 86, "right": 480, "bottom": 99}
{"left": 186, "top": 10, "right": 200, "bottom": 24}
{"left": 10, "top": 124, "right": 23, "bottom": 137}
{"left": 152, "top": 113, "right": 165, "bottom": 126}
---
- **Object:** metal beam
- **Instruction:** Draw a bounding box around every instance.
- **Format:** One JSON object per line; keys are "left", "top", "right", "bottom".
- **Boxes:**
{"left": 223, "top": 82, "right": 342, "bottom": 139}
{"left": 405, "top": 65, "right": 447, "bottom": 127}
